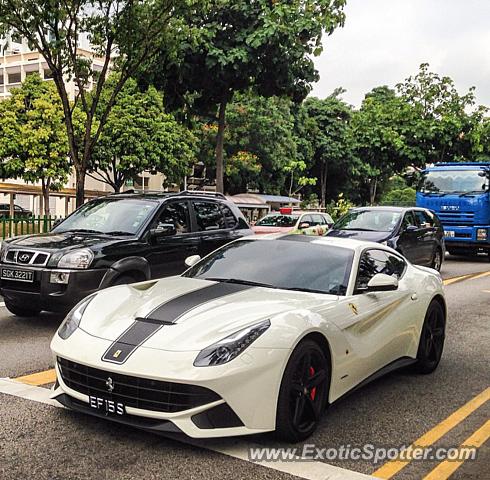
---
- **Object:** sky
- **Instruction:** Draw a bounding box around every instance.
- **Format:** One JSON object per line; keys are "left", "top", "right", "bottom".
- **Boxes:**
{"left": 312, "top": 0, "right": 490, "bottom": 108}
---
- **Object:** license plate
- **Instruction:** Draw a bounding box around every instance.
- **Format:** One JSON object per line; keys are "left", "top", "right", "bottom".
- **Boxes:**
{"left": 444, "top": 230, "right": 455, "bottom": 238}
{"left": 0, "top": 267, "right": 34, "bottom": 282}
{"left": 88, "top": 396, "right": 125, "bottom": 416}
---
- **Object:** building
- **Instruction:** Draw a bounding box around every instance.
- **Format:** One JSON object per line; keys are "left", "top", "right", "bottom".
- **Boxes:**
{"left": 0, "top": 33, "right": 167, "bottom": 217}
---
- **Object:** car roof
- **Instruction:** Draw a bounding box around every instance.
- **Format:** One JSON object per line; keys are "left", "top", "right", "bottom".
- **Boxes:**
{"left": 351, "top": 206, "right": 425, "bottom": 213}
{"left": 97, "top": 191, "right": 229, "bottom": 203}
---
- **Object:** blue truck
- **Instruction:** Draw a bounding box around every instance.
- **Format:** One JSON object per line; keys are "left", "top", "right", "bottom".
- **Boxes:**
{"left": 416, "top": 162, "right": 490, "bottom": 257}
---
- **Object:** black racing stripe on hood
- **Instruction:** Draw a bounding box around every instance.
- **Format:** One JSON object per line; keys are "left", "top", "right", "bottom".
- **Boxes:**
{"left": 101, "top": 282, "right": 251, "bottom": 364}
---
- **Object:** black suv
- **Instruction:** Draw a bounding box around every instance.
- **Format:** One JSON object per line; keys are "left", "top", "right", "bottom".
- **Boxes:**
{"left": 0, "top": 191, "right": 252, "bottom": 316}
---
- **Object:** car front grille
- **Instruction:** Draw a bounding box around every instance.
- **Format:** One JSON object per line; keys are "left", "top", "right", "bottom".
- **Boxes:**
{"left": 438, "top": 212, "right": 475, "bottom": 226}
{"left": 4, "top": 249, "right": 50, "bottom": 266}
{"left": 57, "top": 357, "right": 221, "bottom": 413}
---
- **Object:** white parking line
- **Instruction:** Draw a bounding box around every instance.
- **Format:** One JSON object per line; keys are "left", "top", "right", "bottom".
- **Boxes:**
{"left": 0, "top": 378, "right": 376, "bottom": 480}
{"left": 0, "top": 302, "right": 5, "bottom": 307}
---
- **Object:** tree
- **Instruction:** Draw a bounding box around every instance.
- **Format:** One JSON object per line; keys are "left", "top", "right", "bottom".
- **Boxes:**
{"left": 0, "top": 74, "right": 70, "bottom": 215}
{"left": 143, "top": 0, "right": 346, "bottom": 192}
{"left": 0, "top": 0, "right": 197, "bottom": 206}
{"left": 350, "top": 86, "right": 417, "bottom": 204}
{"left": 89, "top": 77, "right": 196, "bottom": 192}
{"left": 301, "top": 92, "right": 354, "bottom": 207}
{"left": 195, "top": 93, "right": 307, "bottom": 195}
{"left": 396, "top": 63, "right": 479, "bottom": 164}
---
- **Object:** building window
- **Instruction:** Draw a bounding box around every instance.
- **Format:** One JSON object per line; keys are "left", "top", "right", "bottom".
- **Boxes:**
{"left": 43, "top": 69, "right": 53, "bottom": 79}
{"left": 0, "top": 75, "right": 4, "bottom": 85}
{"left": 8, "top": 72, "right": 21, "bottom": 84}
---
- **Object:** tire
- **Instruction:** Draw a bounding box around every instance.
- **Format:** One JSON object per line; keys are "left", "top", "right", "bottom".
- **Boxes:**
{"left": 275, "top": 339, "right": 330, "bottom": 442}
{"left": 431, "top": 248, "right": 443, "bottom": 271}
{"left": 412, "top": 301, "right": 445, "bottom": 374}
{"left": 110, "top": 275, "right": 137, "bottom": 286}
{"left": 5, "top": 299, "right": 41, "bottom": 318}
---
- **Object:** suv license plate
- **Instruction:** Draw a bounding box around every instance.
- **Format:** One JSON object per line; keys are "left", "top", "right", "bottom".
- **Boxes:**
{"left": 0, "top": 268, "right": 34, "bottom": 282}
{"left": 89, "top": 396, "right": 125, "bottom": 416}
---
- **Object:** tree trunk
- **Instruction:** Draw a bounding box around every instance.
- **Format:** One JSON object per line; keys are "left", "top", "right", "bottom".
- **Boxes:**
{"left": 320, "top": 161, "right": 328, "bottom": 208}
{"left": 215, "top": 98, "right": 228, "bottom": 194}
{"left": 41, "top": 178, "right": 50, "bottom": 217}
{"left": 370, "top": 178, "right": 378, "bottom": 205}
{"left": 75, "top": 168, "right": 86, "bottom": 207}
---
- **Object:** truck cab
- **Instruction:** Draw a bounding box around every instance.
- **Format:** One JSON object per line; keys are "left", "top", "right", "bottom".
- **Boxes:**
{"left": 416, "top": 162, "right": 490, "bottom": 257}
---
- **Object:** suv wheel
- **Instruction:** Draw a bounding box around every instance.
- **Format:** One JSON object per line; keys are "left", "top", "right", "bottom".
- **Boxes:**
{"left": 5, "top": 300, "right": 41, "bottom": 318}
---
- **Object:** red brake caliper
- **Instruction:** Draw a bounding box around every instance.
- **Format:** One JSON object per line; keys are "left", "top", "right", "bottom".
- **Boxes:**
{"left": 309, "top": 366, "right": 316, "bottom": 400}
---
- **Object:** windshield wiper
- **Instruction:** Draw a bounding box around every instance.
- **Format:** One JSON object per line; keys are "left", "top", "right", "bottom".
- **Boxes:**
{"left": 284, "top": 287, "right": 329, "bottom": 294}
{"left": 342, "top": 228, "right": 377, "bottom": 232}
{"left": 105, "top": 230, "right": 134, "bottom": 236}
{"left": 204, "top": 277, "right": 277, "bottom": 289}
{"left": 60, "top": 228, "right": 103, "bottom": 234}
{"left": 459, "top": 191, "right": 485, "bottom": 197}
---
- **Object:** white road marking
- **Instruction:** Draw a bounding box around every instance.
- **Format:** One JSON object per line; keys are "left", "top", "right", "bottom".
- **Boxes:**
{"left": 0, "top": 302, "right": 5, "bottom": 307}
{"left": 0, "top": 378, "right": 376, "bottom": 480}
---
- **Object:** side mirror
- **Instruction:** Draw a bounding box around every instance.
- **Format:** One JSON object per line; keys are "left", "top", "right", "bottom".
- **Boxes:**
{"left": 150, "top": 223, "right": 176, "bottom": 238}
{"left": 299, "top": 222, "right": 311, "bottom": 229}
{"left": 51, "top": 218, "right": 63, "bottom": 230}
{"left": 367, "top": 273, "right": 398, "bottom": 292}
{"left": 185, "top": 254, "right": 201, "bottom": 267}
{"left": 405, "top": 224, "right": 418, "bottom": 232}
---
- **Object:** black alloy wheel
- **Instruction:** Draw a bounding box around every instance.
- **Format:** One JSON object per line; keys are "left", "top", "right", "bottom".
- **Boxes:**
{"left": 413, "top": 301, "right": 445, "bottom": 374}
{"left": 276, "top": 340, "right": 330, "bottom": 442}
{"left": 431, "top": 248, "right": 443, "bottom": 271}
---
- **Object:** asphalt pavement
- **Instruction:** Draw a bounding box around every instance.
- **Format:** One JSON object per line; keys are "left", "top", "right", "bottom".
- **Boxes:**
{"left": 0, "top": 255, "right": 488, "bottom": 480}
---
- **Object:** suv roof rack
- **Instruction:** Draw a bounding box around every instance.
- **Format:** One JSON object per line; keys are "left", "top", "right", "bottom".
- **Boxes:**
{"left": 110, "top": 189, "right": 227, "bottom": 199}
{"left": 174, "top": 190, "right": 227, "bottom": 199}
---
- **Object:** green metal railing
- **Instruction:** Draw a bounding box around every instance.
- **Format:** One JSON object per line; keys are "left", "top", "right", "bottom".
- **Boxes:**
{"left": 0, "top": 215, "right": 62, "bottom": 240}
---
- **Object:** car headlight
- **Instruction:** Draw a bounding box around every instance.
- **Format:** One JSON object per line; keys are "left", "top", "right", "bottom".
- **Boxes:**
{"left": 477, "top": 228, "right": 487, "bottom": 241}
{"left": 57, "top": 295, "right": 95, "bottom": 339}
{"left": 57, "top": 248, "right": 94, "bottom": 269}
{"left": 194, "top": 319, "right": 271, "bottom": 367}
{"left": 0, "top": 242, "right": 8, "bottom": 262}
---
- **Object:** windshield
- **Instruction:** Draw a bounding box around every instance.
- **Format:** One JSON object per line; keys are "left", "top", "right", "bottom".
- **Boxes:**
{"left": 255, "top": 214, "right": 299, "bottom": 228}
{"left": 421, "top": 170, "right": 488, "bottom": 194}
{"left": 184, "top": 238, "right": 354, "bottom": 295}
{"left": 334, "top": 210, "right": 402, "bottom": 233}
{"left": 54, "top": 198, "right": 158, "bottom": 235}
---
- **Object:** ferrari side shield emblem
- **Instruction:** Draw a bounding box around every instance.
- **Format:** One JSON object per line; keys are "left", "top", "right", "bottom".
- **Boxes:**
{"left": 349, "top": 303, "right": 359, "bottom": 315}
{"left": 113, "top": 349, "right": 122, "bottom": 358}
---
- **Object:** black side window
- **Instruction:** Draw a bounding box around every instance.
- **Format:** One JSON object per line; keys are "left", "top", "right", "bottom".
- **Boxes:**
{"left": 156, "top": 201, "right": 190, "bottom": 234}
{"left": 356, "top": 249, "right": 395, "bottom": 292}
{"left": 402, "top": 211, "right": 417, "bottom": 229}
{"left": 193, "top": 201, "right": 226, "bottom": 231}
{"left": 422, "top": 211, "right": 435, "bottom": 227}
{"left": 221, "top": 204, "right": 238, "bottom": 229}
{"left": 387, "top": 253, "right": 407, "bottom": 279}
{"left": 413, "top": 210, "right": 430, "bottom": 228}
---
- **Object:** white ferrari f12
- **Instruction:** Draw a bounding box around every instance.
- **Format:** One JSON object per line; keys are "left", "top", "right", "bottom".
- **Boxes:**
{"left": 51, "top": 235, "right": 446, "bottom": 442}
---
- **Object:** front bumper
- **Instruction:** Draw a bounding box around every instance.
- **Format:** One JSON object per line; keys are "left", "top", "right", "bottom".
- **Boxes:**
{"left": 443, "top": 225, "right": 489, "bottom": 250}
{"left": 0, "top": 266, "right": 107, "bottom": 312}
{"left": 50, "top": 327, "right": 290, "bottom": 438}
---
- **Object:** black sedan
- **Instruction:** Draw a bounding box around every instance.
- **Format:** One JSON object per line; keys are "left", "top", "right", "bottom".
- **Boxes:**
{"left": 326, "top": 207, "right": 445, "bottom": 271}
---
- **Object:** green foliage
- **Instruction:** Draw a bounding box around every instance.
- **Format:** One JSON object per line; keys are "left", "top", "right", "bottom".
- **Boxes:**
{"left": 379, "top": 188, "right": 416, "bottom": 206}
{"left": 90, "top": 76, "right": 196, "bottom": 192}
{"left": 142, "top": 0, "right": 346, "bottom": 192}
{"left": 196, "top": 93, "right": 304, "bottom": 194}
{"left": 0, "top": 0, "right": 197, "bottom": 205}
{"left": 0, "top": 75, "right": 70, "bottom": 214}
{"left": 300, "top": 92, "right": 354, "bottom": 206}
{"left": 326, "top": 193, "right": 354, "bottom": 220}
